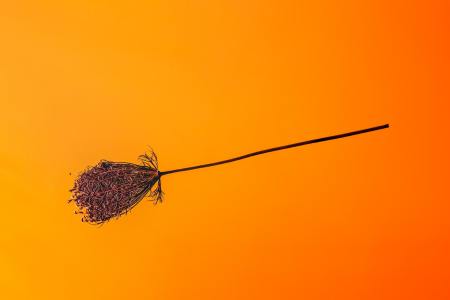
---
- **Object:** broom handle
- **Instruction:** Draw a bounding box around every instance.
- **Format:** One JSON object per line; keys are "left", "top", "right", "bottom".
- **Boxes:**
{"left": 159, "top": 124, "right": 389, "bottom": 176}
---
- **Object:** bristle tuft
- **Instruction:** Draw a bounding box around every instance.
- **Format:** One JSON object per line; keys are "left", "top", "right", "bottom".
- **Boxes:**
{"left": 69, "top": 151, "right": 162, "bottom": 224}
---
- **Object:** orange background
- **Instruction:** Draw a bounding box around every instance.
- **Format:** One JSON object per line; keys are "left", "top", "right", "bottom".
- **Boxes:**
{"left": 1, "top": 1, "right": 449, "bottom": 299}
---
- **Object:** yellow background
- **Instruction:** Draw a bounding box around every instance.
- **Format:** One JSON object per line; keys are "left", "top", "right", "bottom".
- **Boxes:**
{"left": 1, "top": 1, "right": 449, "bottom": 299}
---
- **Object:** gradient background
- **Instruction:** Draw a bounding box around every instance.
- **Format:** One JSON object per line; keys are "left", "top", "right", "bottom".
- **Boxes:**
{"left": 1, "top": 1, "right": 449, "bottom": 299}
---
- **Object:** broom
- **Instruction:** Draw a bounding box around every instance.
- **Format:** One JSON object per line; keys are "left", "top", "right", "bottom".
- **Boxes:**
{"left": 69, "top": 124, "right": 389, "bottom": 224}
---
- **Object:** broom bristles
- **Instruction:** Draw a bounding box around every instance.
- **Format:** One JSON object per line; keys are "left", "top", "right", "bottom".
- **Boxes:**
{"left": 69, "top": 151, "right": 162, "bottom": 224}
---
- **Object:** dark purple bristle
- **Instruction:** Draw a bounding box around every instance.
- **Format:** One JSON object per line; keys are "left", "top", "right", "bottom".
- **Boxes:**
{"left": 69, "top": 152, "right": 162, "bottom": 224}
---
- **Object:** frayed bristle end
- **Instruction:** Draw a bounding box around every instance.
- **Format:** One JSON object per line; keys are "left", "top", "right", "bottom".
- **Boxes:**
{"left": 69, "top": 151, "right": 163, "bottom": 224}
